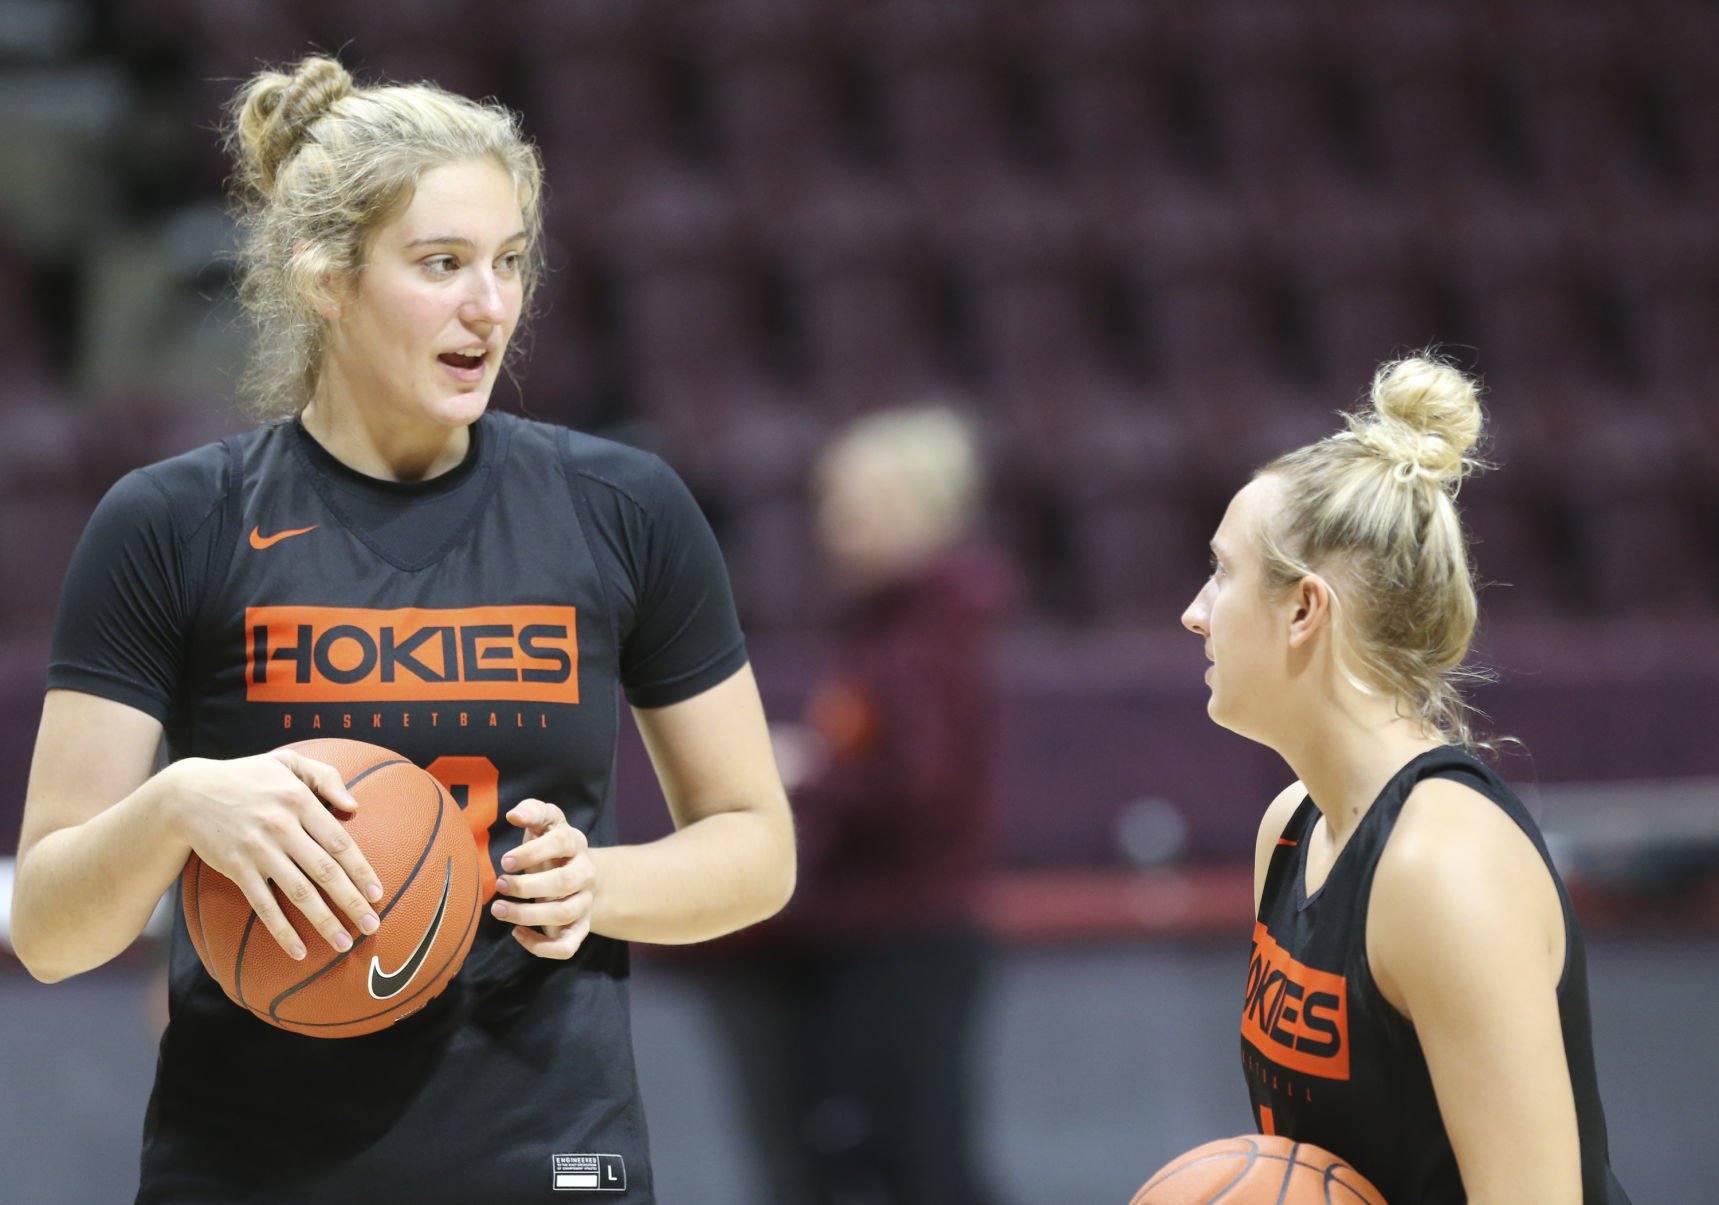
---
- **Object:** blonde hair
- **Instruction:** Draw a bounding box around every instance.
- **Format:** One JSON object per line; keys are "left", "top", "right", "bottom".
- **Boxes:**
{"left": 822, "top": 405, "right": 983, "bottom": 533}
{"left": 1255, "top": 354, "right": 1491, "bottom": 746}
{"left": 226, "top": 55, "right": 545, "bottom": 419}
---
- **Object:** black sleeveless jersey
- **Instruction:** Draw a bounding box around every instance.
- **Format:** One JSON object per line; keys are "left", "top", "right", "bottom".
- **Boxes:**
{"left": 47, "top": 412, "right": 749, "bottom": 1203}
{"left": 1244, "top": 747, "right": 1631, "bottom": 1204}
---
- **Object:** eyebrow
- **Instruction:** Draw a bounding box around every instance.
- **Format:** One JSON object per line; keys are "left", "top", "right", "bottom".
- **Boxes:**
{"left": 405, "top": 230, "right": 529, "bottom": 249}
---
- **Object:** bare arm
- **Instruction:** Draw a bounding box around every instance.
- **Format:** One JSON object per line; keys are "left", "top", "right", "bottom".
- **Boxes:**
{"left": 491, "top": 663, "right": 795, "bottom": 957}
{"left": 1368, "top": 778, "right": 1581, "bottom": 1205}
{"left": 11, "top": 690, "right": 383, "bottom": 983}
{"left": 11, "top": 691, "right": 179, "bottom": 981}
{"left": 606, "top": 661, "right": 796, "bottom": 940}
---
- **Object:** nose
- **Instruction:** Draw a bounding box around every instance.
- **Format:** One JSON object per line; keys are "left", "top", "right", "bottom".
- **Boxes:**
{"left": 1181, "top": 584, "right": 1210, "bottom": 638}
{"left": 461, "top": 268, "right": 509, "bottom": 329}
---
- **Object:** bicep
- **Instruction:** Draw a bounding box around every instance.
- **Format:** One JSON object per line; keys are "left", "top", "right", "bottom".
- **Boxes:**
{"left": 1369, "top": 788, "right": 1580, "bottom": 1202}
{"left": 19, "top": 690, "right": 164, "bottom": 864}
{"left": 630, "top": 662, "right": 791, "bottom": 831}
{"left": 1390, "top": 918, "right": 1579, "bottom": 1202}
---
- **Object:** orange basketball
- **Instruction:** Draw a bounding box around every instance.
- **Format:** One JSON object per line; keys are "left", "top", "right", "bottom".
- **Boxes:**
{"left": 181, "top": 738, "right": 482, "bottom": 1038}
{"left": 1131, "top": 1134, "right": 1387, "bottom": 1205}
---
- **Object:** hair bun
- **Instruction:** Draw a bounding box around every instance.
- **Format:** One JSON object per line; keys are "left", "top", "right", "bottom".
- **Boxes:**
{"left": 232, "top": 55, "right": 356, "bottom": 195}
{"left": 1348, "top": 354, "right": 1485, "bottom": 486}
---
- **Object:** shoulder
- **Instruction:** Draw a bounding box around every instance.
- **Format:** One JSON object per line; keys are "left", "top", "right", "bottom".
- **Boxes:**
{"left": 1382, "top": 776, "right": 1549, "bottom": 894}
{"left": 126, "top": 437, "right": 232, "bottom": 495}
{"left": 499, "top": 414, "right": 674, "bottom": 516}
{"left": 97, "top": 438, "right": 235, "bottom": 543}
{"left": 1369, "top": 777, "right": 1564, "bottom": 1009}
{"left": 1253, "top": 779, "right": 1306, "bottom": 912}
{"left": 1256, "top": 779, "right": 1306, "bottom": 851}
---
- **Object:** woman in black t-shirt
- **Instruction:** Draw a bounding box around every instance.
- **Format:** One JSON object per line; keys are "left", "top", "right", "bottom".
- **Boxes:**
{"left": 1180, "top": 354, "right": 1630, "bottom": 1203}
{"left": 10, "top": 54, "right": 794, "bottom": 1203}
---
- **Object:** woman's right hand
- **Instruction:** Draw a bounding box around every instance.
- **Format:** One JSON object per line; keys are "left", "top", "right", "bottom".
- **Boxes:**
{"left": 163, "top": 749, "right": 384, "bottom": 960}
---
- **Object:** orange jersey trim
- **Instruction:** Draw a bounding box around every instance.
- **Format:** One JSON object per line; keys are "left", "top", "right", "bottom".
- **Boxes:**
{"left": 1242, "top": 920, "right": 1351, "bottom": 1080}
{"left": 245, "top": 605, "right": 579, "bottom": 704}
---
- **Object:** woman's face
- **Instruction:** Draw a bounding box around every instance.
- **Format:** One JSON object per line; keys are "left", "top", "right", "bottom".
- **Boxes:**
{"left": 1181, "top": 475, "right": 1296, "bottom": 740}
{"left": 318, "top": 158, "right": 527, "bottom": 435}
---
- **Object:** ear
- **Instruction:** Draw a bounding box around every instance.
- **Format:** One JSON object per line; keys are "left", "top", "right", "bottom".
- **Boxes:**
{"left": 307, "top": 283, "right": 342, "bottom": 322}
{"left": 291, "top": 241, "right": 347, "bottom": 322}
{"left": 1286, "top": 573, "right": 1333, "bottom": 649}
{"left": 305, "top": 271, "right": 350, "bottom": 322}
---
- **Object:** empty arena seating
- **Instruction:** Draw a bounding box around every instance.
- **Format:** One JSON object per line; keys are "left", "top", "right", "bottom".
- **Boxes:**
{"left": 19, "top": 0, "right": 1719, "bottom": 617}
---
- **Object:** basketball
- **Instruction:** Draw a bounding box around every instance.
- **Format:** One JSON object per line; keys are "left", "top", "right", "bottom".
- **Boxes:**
{"left": 1131, "top": 1134, "right": 1387, "bottom": 1204}
{"left": 180, "top": 737, "right": 482, "bottom": 1038}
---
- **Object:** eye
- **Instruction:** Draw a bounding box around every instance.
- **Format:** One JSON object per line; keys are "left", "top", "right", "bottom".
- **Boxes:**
{"left": 422, "top": 254, "right": 459, "bottom": 276}
{"left": 496, "top": 250, "right": 524, "bottom": 273}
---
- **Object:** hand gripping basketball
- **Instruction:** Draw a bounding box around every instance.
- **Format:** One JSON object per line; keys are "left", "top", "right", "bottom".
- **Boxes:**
{"left": 492, "top": 798, "right": 596, "bottom": 960}
{"left": 180, "top": 739, "right": 483, "bottom": 1037}
{"left": 165, "top": 747, "right": 384, "bottom": 961}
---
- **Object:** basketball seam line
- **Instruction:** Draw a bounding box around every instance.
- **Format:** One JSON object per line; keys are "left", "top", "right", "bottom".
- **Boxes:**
{"left": 1277, "top": 1143, "right": 1300, "bottom": 1205}
{"left": 344, "top": 757, "right": 410, "bottom": 790}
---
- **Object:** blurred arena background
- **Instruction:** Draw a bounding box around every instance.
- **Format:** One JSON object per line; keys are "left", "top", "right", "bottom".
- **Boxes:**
{"left": 1, "top": 0, "right": 1716, "bottom": 1200}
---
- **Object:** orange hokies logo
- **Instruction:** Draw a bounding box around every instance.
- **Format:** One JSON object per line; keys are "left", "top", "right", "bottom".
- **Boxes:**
{"left": 1242, "top": 921, "right": 1351, "bottom": 1080}
{"left": 245, "top": 606, "right": 579, "bottom": 704}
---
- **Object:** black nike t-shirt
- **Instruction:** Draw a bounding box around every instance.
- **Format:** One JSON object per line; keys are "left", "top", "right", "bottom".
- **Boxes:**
{"left": 47, "top": 410, "right": 748, "bottom": 1204}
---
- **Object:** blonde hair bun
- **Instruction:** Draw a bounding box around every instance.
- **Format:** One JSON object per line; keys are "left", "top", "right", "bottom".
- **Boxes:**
{"left": 232, "top": 55, "right": 357, "bottom": 196}
{"left": 1347, "top": 354, "right": 1484, "bottom": 487}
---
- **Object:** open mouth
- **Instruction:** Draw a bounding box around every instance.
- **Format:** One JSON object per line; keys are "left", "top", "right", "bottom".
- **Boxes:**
{"left": 438, "top": 349, "right": 491, "bottom": 384}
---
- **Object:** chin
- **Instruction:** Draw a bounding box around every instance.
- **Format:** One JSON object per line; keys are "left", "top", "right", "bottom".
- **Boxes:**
{"left": 1207, "top": 696, "right": 1237, "bottom": 732}
{"left": 1207, "top": 694, "right": 1259, "bottom": 741}
{"left": 428, "top": 388, "right": 492, "bottom": 427}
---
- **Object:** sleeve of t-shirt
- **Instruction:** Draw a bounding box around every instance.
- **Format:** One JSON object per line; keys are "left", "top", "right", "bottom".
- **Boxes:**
{"left": 46, "top": 456, "right": 222, "bottom": 723}
{"left": 618, "top": 456, "right": 748, "bottom": 710}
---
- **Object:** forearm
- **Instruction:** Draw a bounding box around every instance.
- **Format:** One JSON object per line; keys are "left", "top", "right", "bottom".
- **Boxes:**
{"left": 588, "top": 807, "right": 795, "bottom": 944}
{"left": 12, "top": 770, "right": 192, "bottom": 982}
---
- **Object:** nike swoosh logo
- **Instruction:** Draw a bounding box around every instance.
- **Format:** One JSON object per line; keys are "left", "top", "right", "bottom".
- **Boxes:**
{"left": 367, "top": 858, "right": 452, "bottom": 1001}
{"left": 249, "top": 524, "right": 318, "bottom": 549}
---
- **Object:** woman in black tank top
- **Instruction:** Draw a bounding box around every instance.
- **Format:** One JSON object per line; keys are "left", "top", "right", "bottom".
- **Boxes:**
{"left": 1180, "top": 355, "right": 1630, "bottom": 1204}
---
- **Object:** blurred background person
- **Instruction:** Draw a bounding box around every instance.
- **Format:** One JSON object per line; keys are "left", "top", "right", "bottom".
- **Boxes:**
{"left": 697, "top": 405, "right": 1012, "bottom": 1205}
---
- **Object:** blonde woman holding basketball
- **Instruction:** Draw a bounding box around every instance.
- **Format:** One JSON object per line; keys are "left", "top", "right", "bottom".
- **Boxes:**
{"left": 10, "top": 55, "right": 793, "bottom": 1202}
{"left": 1181, "top": 355, "right": 1631, "bottom": 1203}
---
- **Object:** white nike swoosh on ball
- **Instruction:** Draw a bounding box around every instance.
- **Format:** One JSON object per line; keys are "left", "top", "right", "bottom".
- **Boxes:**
{"left": 367, "top": 858, "right": 452, "bottom": 1001}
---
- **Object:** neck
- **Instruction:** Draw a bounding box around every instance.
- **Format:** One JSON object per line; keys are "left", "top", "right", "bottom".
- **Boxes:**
{"left": 1273, "top": 702, "right": 1444, "bottom": 846}
{"left": 300, "top": 398, "right": 472, "bottom": 483}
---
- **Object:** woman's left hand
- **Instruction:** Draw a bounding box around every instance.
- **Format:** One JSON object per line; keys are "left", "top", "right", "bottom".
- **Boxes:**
{"left": 491, "top": 799, "right": 595, "bottom": 959}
